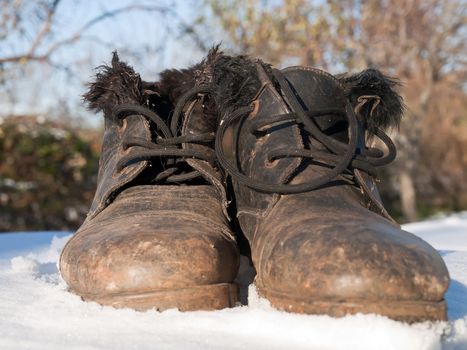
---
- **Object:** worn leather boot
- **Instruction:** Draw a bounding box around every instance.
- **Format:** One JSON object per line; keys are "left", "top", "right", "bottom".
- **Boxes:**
{"left": 212, "top": 55, "right": 450, "bottom": 322}
{"left": 60, "top": 53, "right": 239, "bottom": 311}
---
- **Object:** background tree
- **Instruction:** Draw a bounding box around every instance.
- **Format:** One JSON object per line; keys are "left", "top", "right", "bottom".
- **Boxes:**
{"left": 0, "top": 115, "right": 100, "bottom": 231}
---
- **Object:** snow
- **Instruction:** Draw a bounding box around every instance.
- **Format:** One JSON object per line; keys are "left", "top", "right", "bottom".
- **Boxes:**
{"left": 0, "top": 214, "right": 466, "bottom": 349}
{"left": 404, "top": 212, "right": 467, "bottom": 252}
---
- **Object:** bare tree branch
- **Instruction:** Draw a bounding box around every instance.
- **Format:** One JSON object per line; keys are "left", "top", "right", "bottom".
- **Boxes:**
{"left": 0, "top": 3, "right": 204, "bottom": 65}
{"left": 26, "top": 0, "right": 62, "bottom": 58}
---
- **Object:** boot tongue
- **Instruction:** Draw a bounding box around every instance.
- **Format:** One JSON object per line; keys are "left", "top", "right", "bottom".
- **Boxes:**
{"left": 281, "top": 67, "right": 349, "bottom": 143}
{"left": 180, "top": 93, "right": 230, "bottom": 217}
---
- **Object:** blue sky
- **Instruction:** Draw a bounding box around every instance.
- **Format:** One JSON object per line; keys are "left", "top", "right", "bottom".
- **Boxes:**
{"left": 1, "top": 0, "right": 227, "bottom": 126}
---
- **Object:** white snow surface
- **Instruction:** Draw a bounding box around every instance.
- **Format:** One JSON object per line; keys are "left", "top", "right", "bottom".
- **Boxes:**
{"left": 1, "top": 214, "right": 467, "bottom": 350}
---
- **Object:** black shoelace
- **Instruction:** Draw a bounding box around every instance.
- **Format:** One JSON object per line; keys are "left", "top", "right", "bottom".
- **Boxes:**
{"left": 114, "top": 85, "right": 215, "bottom": 183}
{"left": 214, "top": 69, "right": 397, "bottom": 194}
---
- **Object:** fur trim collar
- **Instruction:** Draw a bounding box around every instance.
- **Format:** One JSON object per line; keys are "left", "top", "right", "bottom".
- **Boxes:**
{"left": 207, "top": 50, "right": 404, "bottom": 134}
{"left": 83, "top": 52, "right": 145, "bottom": 116}
{"left": 337, "top": 69, "right": 404, "bottom": 132}
{"left": 83, "top": 49, "right": 404, "bottom": 135}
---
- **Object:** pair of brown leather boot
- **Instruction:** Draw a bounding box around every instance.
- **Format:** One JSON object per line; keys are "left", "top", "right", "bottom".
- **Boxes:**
{"left": 60, "top": 49, "right": 449, "bottom": 322}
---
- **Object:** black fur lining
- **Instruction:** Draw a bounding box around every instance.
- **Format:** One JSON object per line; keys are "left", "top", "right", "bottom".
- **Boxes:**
{"left": 209, "top": 50, "right": 271, "bottom": 117}
{"left": 83, "top": 49, "right": 403, "bottom": 136}
{"left": 156, "top": 46, "right": 220, "bottom": 106}
{"left": 82, "top": 48, "right": 244, "bottom": 117}
{"left": 150, "top": 46, "right": 271, "bottom": 129}
{"left": 82, "top": 47, "right": 268, "bottom": 125}
{"left": 157, "top": 46, "right": 270, "bottom": 121}
{"left": 83, "top": 52, "right": 145, "bottom": 116}
{"left": 83, "top": 50, "right": 217, "bottom": 122}
{"left": 337, "top": 69, "right": 404, "bottom": 132}
{"left": 206, "top": 50, "right": 404, "bottom": 135}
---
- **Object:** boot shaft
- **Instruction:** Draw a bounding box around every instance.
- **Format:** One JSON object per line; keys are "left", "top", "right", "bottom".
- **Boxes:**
{"left": 83, "top": 52, "right": 229, "bottom": 220}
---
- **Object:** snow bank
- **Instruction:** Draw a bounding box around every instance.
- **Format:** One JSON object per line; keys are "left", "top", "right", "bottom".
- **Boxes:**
{"left": 404, "top": 212, "right": 467, "bottom": 252}
{"left": 0, "top": 214, "right": 466, "bottom": 349}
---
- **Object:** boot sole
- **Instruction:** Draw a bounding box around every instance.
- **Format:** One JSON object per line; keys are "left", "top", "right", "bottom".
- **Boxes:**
{"left": 260, "top": 288, "right": 447, "bottom": 323}
{"left": 78, "top": 283, "right": 238, "bottom": 311}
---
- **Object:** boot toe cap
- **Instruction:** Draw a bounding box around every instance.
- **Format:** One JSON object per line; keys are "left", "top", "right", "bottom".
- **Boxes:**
{"left": 256, "top": 220, "right": 449, "bottom": 303}
{"left": 60, "top": 211, "right": 238, "bottom": 298}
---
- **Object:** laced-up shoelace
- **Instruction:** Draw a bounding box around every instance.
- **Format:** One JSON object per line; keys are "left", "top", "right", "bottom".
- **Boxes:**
{"left": 214, "top": 69, "right": 397, "bottom": 194}
{"left": 114, "top": 85, "right": 215, "bottom": 183}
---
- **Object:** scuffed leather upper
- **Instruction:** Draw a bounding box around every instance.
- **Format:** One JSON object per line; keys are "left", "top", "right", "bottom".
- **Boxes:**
{"left": 87, "top": 115, "right": 151, "bottom": 220}
{"left": 87, "top": 97, "right": 229, "bottom": 221}
{"left": 230, "top": 64, "right": 398, "bottom": 240}
{"left": 61, "top": 185, "right": 238, "bottom": 296}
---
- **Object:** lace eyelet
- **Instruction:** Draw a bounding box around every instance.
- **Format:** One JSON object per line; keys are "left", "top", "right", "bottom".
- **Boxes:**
{"left": 114, "top": 164, "right": 125, "bottom": 176}
{"left": 265, "top": 157, "right": 279, "bottom": 168}
{"left": 249, "top": 100, "right": 260, "bottom": 118}
{"left": 117, "top": 119, "right": 127, "bottom": 133}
